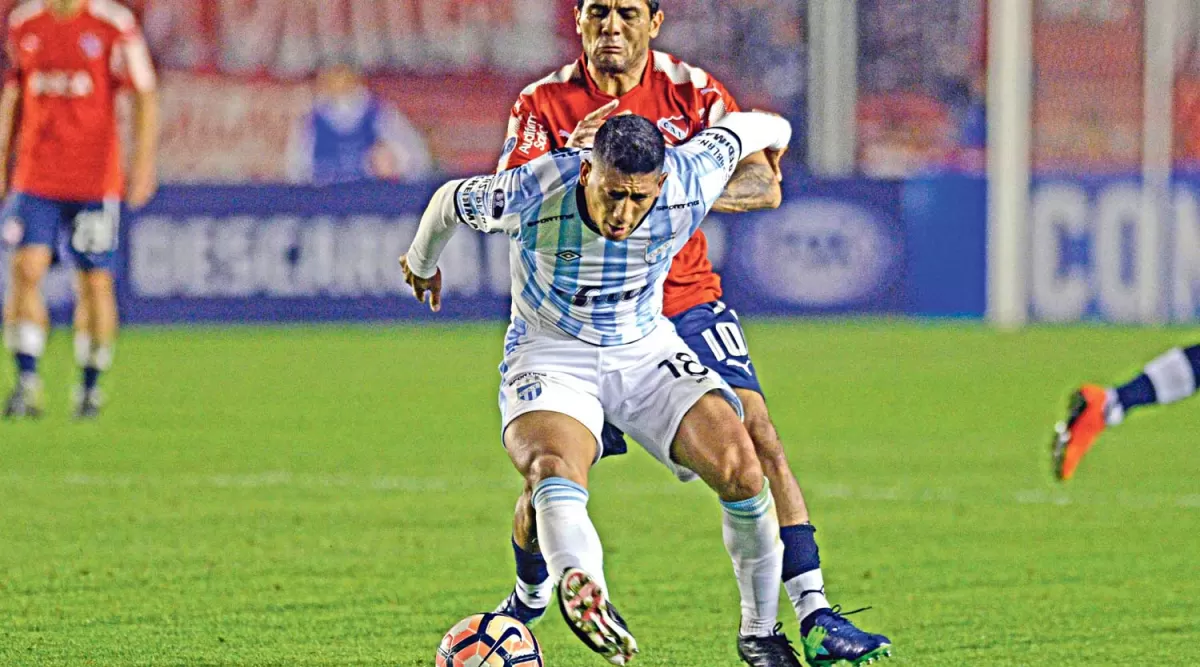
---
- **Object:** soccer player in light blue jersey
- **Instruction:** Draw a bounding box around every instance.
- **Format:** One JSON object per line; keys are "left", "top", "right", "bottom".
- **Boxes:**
{"left": 401, "top": 112, "right": 809, "bottom": 667}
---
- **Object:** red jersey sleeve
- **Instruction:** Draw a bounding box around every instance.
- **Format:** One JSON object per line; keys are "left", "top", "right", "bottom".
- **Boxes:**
{"left": 3, "top": 25, "right": 20, "bottom": 87}
{"left": 111, "top": 23, "right": 156, "bottom": 92}
{"left": 497, "top": 94, "right": 552, "bottom": 172}
{"left": 699, "top": 73, "right": 741, "bottom": 127}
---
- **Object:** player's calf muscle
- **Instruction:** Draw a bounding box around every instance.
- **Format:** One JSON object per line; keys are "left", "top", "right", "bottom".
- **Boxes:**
{"left": 673, "top": 393, "right": 764, "bottom": 501}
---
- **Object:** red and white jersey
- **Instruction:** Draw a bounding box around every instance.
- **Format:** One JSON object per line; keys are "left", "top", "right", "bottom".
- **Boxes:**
{"left": 5, "top": 0, "right": 156, "bottom": 201}
{"left": 498, "top": 51, "right": 739, "bottom": 318}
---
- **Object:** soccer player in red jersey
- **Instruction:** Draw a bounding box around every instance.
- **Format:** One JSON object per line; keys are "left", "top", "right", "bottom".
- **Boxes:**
{"left": 0, "top": 0, "right": 157, "bottom": 419}
{"left": 493, "top": 2, "right": 891, "bottom": 665}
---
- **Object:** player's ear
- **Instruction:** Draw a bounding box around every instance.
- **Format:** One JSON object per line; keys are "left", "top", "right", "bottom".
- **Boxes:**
{"left": 574, "top": 6, "right": 584, "bottom": 35}
{"left": 648, "top": 10, "right": 664, "bottom": 39}
{"left": 656, "top": 171, "right": 668, "bottom": 190}
{"left": 580, "top": 160, "right": 592, "bottom": 186}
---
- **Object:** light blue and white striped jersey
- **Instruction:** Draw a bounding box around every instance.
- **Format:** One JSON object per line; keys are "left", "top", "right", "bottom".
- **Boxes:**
{"left": 453, "top": 127, "right": 742, "bottom": 346}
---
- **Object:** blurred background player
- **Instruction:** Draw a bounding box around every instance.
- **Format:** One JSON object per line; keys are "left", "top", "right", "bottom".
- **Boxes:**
{"left": 493, "top": 1, "right": 891, "bottom": 665}
{"left": 1053, "top": 344, "right": 1200, "bottom": 481}
{"left": 285, "top": 61, "right": 434, "bottom": 186}
{"left": 0, "top": 0, "right": 157, "bottom": 419}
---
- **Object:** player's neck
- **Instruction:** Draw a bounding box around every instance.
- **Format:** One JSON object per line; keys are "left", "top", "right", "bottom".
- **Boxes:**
{"left": 586, "top": 53, "right": 648, "bottom": 98}
{"left": 47, "top": 0, "right": 86, "bottom": 19}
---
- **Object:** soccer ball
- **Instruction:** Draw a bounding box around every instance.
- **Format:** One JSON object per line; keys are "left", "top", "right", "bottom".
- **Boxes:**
{"left": 435, "top": 612, "right": 544, "bottom": 667}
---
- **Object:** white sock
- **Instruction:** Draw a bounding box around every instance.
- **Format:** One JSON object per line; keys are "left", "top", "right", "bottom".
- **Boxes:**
{"left": 531, "top": 477, "right": 607, "bottom": 593}
{"left": 784, "top": 569, "right": 831, "bottom": 624}
{"left": 722, "top": 479, "right": 784, "bottom": 638}
{"left": 75, "top": 333, "right": 114, "bottom": 371}
{"left": 12, "top": 321, "right": 46, "bottom": 358}
{"left": 515, "top": 574, "right": 555, "bottom": 609}
{"left": 1145, "top": 348, "right": 1198, "bottom": 405}
{"left": 1104, "top": 388, "right": 1125, "bottom": 425}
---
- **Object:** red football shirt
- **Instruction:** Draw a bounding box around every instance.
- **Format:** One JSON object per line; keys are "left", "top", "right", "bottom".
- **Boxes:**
{"left": 5, "top": 0, "right": 156, "bottom": 201}
{"left": 498, "top": 51, "right": 739, "bottom": 318}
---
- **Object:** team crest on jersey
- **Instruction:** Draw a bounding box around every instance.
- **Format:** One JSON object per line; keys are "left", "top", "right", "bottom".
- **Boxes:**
{"left": 656, "top": 115, "right": 690, "bottom": 143}
{"left": 20, "top": 35, "right": 39, "bottom": 53}
{"left": 79, "top": 33, "right": 103, "bottom": 60}
{"left": 645, "top": 236, "right": 674, "bottom": 264}
{"left": 1, "top": 217, "right": 23, "bottom": 246}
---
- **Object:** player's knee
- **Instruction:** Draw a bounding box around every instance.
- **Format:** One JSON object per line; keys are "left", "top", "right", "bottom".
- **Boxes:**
{"left": 11, "top": 255, "right": 48, "bottom": 288}
{"left": 77, "top": 271, "right": 113, "bottom": 299}
{"left": 711, "top": 433, "right": 765, "bottom": 500}
{"left": 525, "top": 452, "right": 585, "bottom": 487}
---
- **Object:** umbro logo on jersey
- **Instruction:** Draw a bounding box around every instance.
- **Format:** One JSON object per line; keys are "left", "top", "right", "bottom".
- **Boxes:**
{"left": 20, "top": 35, "right": 39, "bottom": 53}
{"left": 555, "top": 250, "right": 581, "bottom": 262}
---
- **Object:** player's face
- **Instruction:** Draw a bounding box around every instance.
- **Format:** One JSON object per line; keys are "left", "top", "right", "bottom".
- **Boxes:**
{"left": 580, "top": 161, "right": 667, "bottom": 242}
{"left": 576, "top": 0, "right": 664, "bottom": 75}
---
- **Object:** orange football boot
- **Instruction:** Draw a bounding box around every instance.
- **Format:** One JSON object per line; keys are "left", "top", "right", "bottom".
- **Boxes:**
{"left": 1052, "top": 384, "right": 1110, "bottom": 481}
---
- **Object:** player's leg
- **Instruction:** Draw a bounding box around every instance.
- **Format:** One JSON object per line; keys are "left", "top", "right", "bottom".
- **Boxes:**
{"left": 738, "top": 389, "right": 891, "bottom": 666}
{"left": 3, "top": 246, "right": 52, "bottom": 417}
{"left": 1054, "top": 344, "right": 1200, "bottom": 480}
{"left": 72, "top": 268, "right": 117, "bottom": 418}
{"left": 505, "top": 412, "right": 636, "bottom": 664}
{"left": 67, "top": 200, "right": 120, "bottom": 419}
{"left": 2, "top": 195, "right": 59, "bottom": 418}
{"left": 498, "top": 352, "right": 637, "bottom": 664}
{"left": 498, "top": 421, "right": 626, "bottom": 627}
{"left": 669, "top": 391, "right": 801, "bottom": 667}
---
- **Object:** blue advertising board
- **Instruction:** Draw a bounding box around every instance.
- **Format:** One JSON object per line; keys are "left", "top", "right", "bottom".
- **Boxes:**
{"left": 2, "top": 175, "right": 1029, "bottom": 324}
{"left": 1028, "top": 175, "right": 1200, "bottom": 323}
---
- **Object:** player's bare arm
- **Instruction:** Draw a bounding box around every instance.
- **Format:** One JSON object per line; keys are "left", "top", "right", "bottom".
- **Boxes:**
{"left": 711, "top": 150, "right": 782, "bottom": 213}
{"left": 0, "top": 82, "right": 20, "bottom": 198}
{"left": 126, "top": 89, "right": 159, "bottom": 209}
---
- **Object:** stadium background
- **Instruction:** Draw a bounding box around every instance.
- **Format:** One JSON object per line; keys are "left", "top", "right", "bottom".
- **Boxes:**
{"left": 3, "top": 1, "right": 1199, "bottom": 665}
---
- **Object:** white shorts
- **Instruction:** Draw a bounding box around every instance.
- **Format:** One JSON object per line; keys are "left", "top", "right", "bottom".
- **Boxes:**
{"left": 498, "top": 317, "right": 744, "bottom": 481}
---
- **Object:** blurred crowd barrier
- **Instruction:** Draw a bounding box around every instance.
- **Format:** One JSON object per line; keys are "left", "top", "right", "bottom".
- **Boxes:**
{"left": 0, "top": 174, "right": 1192, "bottom": 326}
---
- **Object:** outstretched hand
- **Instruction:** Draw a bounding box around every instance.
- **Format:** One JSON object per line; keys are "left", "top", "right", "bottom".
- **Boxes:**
{"left": 399, "top": 254, "right": 443, "bottom": 312}
{"left": 566, "top": 99, "right": 625, "bottom": 149}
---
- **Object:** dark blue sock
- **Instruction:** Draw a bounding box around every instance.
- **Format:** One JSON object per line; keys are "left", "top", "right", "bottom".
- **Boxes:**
{"left": 1185, "top": 345, "right": 1200, "bottom": 384}
{"left": 83, "top": 367, "right": 101, "bottom": 392}
{"left": 15, "top": 353, "right": 36, "bottom": 376}
{"left": 512, "top": 537, "right": 548, "bottom": 586}
{"left": 780, "top": 523, "right": 821, "bottom": 582}
{"left": 1116, "top": 374, "right": 1157, "bottom": 411}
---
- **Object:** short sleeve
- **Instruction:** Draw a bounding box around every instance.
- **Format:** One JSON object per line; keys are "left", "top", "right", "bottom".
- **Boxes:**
{"left": 4, "top": 28, "right": 20, "bottom": 86}
{"left": 699, "top": 73, "right": 741, "bottom": 126}
{"left": 497, "top": 95, "right": 552, "bottom": 172}
{"left": 111, "top": 26, "right": 156, "bottom": 92}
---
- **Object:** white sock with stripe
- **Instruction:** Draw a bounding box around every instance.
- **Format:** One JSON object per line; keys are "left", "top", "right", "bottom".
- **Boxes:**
{"left": 531, "top": 477, "right": 608, "bottom": 593}
{"left": 722, "top": 479, "right": 784, "bottom": 638}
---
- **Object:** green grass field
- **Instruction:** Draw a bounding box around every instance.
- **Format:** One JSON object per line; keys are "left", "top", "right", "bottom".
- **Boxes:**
{"left": 2, "top": 321, "right": 1198, "bottom": 666}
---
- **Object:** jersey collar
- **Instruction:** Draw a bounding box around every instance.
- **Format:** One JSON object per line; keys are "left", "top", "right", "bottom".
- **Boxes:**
{"left": 576, "top": 52, "right": 655, "bottom": 100}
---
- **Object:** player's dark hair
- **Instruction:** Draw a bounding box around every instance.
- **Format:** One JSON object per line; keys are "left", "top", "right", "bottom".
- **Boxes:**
{"left": 592, "top": 115, "right": 665, "bottom": 175}
{"left": 576, "top": 0, "right": 661, "bottom": 16}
